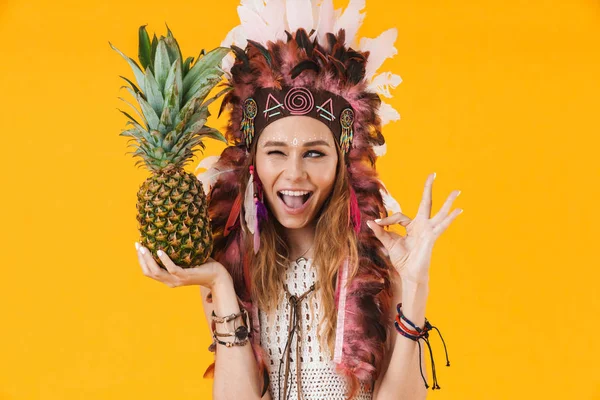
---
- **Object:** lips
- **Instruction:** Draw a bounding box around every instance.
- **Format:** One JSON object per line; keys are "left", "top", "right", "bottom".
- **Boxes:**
{"left": 277, "top": 190, "right": 313, "bottom": 214}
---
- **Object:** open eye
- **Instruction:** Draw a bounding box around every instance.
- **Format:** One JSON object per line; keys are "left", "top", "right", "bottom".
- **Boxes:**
{"left": 305, "top": 150, "right": 324, "bottom": 158}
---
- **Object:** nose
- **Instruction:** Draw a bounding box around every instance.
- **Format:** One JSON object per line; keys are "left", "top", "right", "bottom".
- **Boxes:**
{"left": 283, "top": 153, "right": 307, "bottom": 181}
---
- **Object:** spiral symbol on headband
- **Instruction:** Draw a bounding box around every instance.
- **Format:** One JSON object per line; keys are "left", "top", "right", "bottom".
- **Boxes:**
{"left": 284, "top": 87, "right": 314, "bottom": 115}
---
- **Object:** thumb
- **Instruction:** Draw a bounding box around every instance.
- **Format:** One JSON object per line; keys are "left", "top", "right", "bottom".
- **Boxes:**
{"left": 367, "top": 220, "right": 395, "bottom": 250}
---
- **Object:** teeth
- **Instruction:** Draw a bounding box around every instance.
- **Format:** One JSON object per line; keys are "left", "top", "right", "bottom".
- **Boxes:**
{"left": 279, "top": 190, "right": 310, "bottom": 197}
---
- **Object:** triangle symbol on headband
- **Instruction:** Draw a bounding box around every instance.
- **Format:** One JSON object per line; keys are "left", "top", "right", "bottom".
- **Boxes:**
{"left": 264, "top": 93, "right": 285, "bottom": 117}
{"left": 317, "top": 98, "right": 335, "bottom": 121}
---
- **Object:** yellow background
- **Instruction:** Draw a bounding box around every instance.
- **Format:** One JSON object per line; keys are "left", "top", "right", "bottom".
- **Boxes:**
{"left": 1, "top": 0, "right": 598, "bottom": 398}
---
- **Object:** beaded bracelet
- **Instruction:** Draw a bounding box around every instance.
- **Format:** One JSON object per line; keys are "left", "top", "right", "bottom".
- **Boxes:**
{"left": 212, "top": 328, "right": 249, "bottom": 348}
{"left": 211, "top": 308, "right": 248, "bottom": 324}
{"left": 209, "top": 307, "right": 250, "bottom": 349}
{"left": 394, "top": 302, "right": 450, "bottom": 390}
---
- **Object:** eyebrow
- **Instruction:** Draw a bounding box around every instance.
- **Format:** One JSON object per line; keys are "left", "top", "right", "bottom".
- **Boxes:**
{"left": 263, "top": 140, "right": 331, "bottom": 147}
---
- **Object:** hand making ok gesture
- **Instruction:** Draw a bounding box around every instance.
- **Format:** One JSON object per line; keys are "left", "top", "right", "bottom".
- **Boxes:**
{"left": 367, "top": 173, "right": 463, "bottom": 285}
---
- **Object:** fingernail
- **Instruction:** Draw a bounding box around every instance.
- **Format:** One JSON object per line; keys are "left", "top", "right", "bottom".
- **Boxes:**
{"left": 433, "top": 172, "right": 437, "bottom": 180}
{"left": 140, "top": 247, "right": 146, "bottom": 254}
{"left": 157, "top": 250, "right": 164, "bottom": 257}
{"left": 135, "top": 242, "right": 139, "bottom": 250}
{"left": 374, "top": 219, "right": 382, "bottom": 224}
{"left": 458, "top": 209, "right": 464, "bottom": 214}
{"left": 367, "top": 221, "right": 374, "bottom": 230}
{"left": 457, "top": 190, "right": 461, "bottom": 197}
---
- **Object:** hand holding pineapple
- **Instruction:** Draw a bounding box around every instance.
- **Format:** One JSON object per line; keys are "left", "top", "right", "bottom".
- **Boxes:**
{"left": 135, "top": 242, "right": 232, "bottom": 289}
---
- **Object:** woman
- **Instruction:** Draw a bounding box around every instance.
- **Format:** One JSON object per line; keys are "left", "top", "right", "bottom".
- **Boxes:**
{"left": 135, "top": 2, "right": 462, "bottom": 399}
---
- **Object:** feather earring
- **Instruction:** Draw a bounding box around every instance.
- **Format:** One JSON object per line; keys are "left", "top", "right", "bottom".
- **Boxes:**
{"left": 244, "top": 165, "right": 257, "bottom": 235}
{"left": 244, "top": 165, "right": 268, "bottom": 253}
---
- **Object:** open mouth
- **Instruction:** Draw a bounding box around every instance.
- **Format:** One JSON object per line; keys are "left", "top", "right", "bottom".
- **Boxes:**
{"left": 277, "top": 190, "right": 313, "bottom": 210}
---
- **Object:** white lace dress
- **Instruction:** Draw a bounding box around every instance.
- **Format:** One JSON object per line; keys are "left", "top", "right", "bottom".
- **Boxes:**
{"left": 258, "top": 258, "right": 373, "bottom": 400}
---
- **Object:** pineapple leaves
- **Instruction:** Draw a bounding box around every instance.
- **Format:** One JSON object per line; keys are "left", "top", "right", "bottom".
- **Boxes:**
{"left": 121, "top": 120, "right": 161, "bottom": 147}
{"left": 196, "top": 126, "right": 227, "bottom": 144}
{"left": 164, "top": 25, "right": 183, "bottom": 72}
{"left": 138, "top": 25, "right": 152, "bottom": 71}
{"left": 154, "top": 40, "right": 170, "bottom": 92}
{"left": 109, "top": 41, "right": 145, "bottom": 90}
{"left": 182, "top": 74, "right": 223, "bottom": 111}
{"left": 182, "top": 56, "right": 194, "bottom": 76}
{"left": 200, "top": 86, "right": 233, "bottom": 110}
{"left": 118, "top": 109, "right": 142, "bottom": 126}
{"left": 182, "top": 47, "right": 230, "bottom": 102}
{"left": 151, "top": 34, "right": 158, "bottom": 65}
{"left": 117, "top": 96, "right": 144, "bottom": 123}
{"left": 158, "top": 60, "right": 181, "bottom": 133}
{"left": 119, "top": 75, "right": 143, "bottom": 97}
{"left": 183, "top": 115, "right": 208, "bottom": 136}
{"left": 136, "top": 92, "right": 160, "bottom": 130}
{"left": 114, "top": 26, "right": 231, "bottom": 170}
{"left": 144, "top": 67, "right": 164, "bottom": 117}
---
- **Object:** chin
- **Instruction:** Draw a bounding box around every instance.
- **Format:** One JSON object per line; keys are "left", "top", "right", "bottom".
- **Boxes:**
{"left": 276, "top": 216, "right": 314, "bottom": 230}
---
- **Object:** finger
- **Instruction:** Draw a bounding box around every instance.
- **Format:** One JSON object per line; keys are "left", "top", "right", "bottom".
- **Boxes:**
{"left": 431, "top": 190, "right": 461, "bottom": 225}
{"left": 139, "top": 246, "right": 173, "bottom": 282}
{"left": 433, "top": 208, "right": 463, "bottom": 237}
{"left": 367, "top": 220, "right": 402, "bottom": 250}
{"left": 136, "top": 242, "right": 151, "bottom": 276}
{"left": 374, "top": 212, "right": 412, "bottom": 228}
{"left": 157, "top": 249, "right": 184, "bottom": 277}
{"left": 416, "top": 173, "right": 435, "bottom": 219}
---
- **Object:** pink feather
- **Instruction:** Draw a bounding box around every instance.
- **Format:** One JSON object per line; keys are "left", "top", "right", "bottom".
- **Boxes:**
{"left": 349, "top": 186, "right": 361, "bottom": 234}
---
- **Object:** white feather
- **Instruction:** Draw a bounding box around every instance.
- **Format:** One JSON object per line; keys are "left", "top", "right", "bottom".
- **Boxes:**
{"left": 378, "top": 101, "right": 400, "bottom": 126}
{"left": 221, "top": 53, "right": 235, "bottom": 77}
{"left": 311, "top": 0, "right": 321, "bottom": 32}
{"left": 315, "top": 0, "right": 335, "bottom": 44}
{"left": 369, "top": 72, "right": 402, "bottom": 98}
{"left": 262, "top": 0, "right": 287, "bottom": 42}
{"left": 220, "top": 25, "right": 247, "bottom": 48}
{"left": 240, "top": 0, "right": 265, "bottom": 13}
{"left": 244, "top": 173, "right": 256, "bottom": 234}
{"left": 238, "top": 5, "right": 271, "bottom": 45}
{"left": 359, "top": 27, "right": 398, "bottom": 80}
{"left": 333, "top": 0, "right": 366, "bottom": 46}
{"left": 220, "top": 25, "right": 247, "bottom": 75}
{"left": 378, "top": 179, "right": 402, "bottom": 214}
{"left": 195, "top": 156, "right": 223, "bottom": 194}
{"left": 286, "top": 0, "right": 314, "bottom": 33}
{"left": 372, "top": 143, "right": 387, "bottom": 157}
{"left": 195, "top": 155, "right": 221, "bottom": 172}
{"left": 196, "top": 168, "right": 236, "bottom": 195}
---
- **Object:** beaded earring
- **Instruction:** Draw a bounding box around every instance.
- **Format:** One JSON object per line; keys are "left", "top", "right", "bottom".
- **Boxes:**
{"left": 241, "top": 98, "right": 258, "bottom": 148}
{"left": 339, "top": 107, "right": 355, "bottom": 154}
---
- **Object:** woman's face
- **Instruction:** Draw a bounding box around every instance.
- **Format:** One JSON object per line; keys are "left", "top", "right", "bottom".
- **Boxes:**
{"left": 255, "top": 116, "right": 338, "bottom": 230}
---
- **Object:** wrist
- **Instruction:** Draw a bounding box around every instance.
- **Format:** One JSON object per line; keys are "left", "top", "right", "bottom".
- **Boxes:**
{"left": 400, "top": 280, "right": 429, "bottom": 327}
{"left": 210, "top": 272, "right": 242, "bottom": 317}
{"left": 211, "top": 265, "right": 233, "bottom": 291}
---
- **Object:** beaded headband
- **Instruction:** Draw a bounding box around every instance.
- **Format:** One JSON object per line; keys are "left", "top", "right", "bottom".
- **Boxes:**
{"left": 241, "top": 86, "right": 355, "bottom": 154}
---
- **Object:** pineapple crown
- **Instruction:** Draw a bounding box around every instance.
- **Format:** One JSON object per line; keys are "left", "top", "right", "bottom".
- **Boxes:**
{"left": 111, "top": 25, "right": 232, "bottom": 172}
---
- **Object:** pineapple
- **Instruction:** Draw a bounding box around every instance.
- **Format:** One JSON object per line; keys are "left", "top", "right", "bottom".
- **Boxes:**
{"left": 110, "top": 25, "right": 231, "bottom": 268}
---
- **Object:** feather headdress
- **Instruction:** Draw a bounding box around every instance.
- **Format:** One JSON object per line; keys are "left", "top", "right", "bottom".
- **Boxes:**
{"left": 198, "top": 0, "right": 403, "bottom": 398}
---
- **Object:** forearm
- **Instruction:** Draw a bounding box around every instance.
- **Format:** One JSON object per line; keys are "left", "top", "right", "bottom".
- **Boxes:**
{"left": 211, "top": 278, "right": 263, "bottom": 400}
{"left": 375, "top": 279, "right": 429, "bottom": 400}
